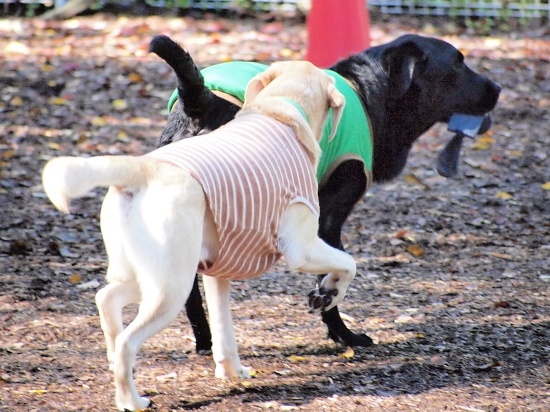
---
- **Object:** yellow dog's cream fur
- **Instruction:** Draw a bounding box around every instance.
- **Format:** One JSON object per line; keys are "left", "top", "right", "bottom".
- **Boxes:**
{"left": 42, "top": 61, "right": 355, "bottom": 411}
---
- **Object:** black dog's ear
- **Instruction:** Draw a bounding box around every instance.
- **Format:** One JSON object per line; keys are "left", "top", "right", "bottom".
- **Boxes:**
{"left": 381, "top": 41, "right": 427, "bottom": 98}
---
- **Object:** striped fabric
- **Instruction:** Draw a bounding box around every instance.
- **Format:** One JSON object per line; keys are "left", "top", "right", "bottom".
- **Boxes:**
{"left": 147, "top": 113, "right": 320, "bottom": 280}
{"left": 167, "top": 62, "right": 373, "bottom": 191}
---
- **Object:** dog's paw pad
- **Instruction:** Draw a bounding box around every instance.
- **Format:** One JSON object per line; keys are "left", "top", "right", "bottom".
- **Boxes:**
{"left": 308, "top": 287, "right": 338, "bottom": 312}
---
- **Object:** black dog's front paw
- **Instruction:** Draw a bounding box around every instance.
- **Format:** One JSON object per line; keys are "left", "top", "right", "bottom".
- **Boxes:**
{"left": 308, "top": 287, "right": 338, "bottom": 312}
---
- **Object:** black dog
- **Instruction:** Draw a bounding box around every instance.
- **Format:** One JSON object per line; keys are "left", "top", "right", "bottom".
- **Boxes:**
{"left": 149, "top": 34, "right": 501, "bottom": 352}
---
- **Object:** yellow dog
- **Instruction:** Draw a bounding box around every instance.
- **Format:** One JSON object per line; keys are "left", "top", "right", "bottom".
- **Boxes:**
{"left": 42, "top": 61, "right": 354, "bottom": 411}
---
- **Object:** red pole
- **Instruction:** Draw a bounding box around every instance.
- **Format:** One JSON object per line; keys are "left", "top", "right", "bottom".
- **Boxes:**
{"left": 305, "top": 0, "right": 371, "bottom": 68}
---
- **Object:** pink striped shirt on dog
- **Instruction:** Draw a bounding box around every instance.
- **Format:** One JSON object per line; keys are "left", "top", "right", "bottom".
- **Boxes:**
{"left": 147, "top": 114, "right": 320, "bottom": 280}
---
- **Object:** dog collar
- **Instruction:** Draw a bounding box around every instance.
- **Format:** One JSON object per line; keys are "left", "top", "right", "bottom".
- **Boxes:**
{"left": 279, "top": 97, "right": 309, "bottom": 124}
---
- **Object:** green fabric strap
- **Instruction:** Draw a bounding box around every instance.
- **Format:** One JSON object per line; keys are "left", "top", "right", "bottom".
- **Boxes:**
{"left": 319, "top": 69, "right": 373, "bottom": 185}
{"left": 167, "top": 62, "right": 266, "bottom": 113}
{"left": 167, "top": 62, "right": 373, "bottom": 186}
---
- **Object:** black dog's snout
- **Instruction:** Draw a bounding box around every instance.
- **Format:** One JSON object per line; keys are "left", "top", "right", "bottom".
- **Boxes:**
{"left": 489, "top": 80, "right": 502, "bottom": 98}
{"left": 477, "top": 79, "right": 501, "bottom": 114}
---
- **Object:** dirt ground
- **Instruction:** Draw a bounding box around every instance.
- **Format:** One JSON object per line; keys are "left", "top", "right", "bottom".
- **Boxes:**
{"left": 1, "top": 11, "right": 549, "bottom": 412}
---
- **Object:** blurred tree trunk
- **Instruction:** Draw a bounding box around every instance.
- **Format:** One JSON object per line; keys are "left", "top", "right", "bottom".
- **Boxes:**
{"left": 41, "top": 0, "right": 96, "bottom": 19}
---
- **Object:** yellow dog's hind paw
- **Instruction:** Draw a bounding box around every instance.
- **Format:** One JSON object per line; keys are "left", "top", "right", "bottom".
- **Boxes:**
{"left": 118, "top": 396, "right": 151, "bottom": 411}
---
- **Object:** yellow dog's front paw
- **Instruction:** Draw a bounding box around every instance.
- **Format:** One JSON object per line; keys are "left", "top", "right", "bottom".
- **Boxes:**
{"left": 215, "top": 360, "right": 252, "bottom": 380}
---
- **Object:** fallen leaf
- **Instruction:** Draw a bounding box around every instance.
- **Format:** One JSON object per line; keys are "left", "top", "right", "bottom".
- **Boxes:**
{"left": 542, "top": 182, "right": 550, "bottom": 190}
{"left": 48, "top": 97, "right": 69, "bottom": 105}
{"left": 117, "top": 131, "right": 129, "bottom": 142}
{"left": 407, "top": 245, "right": 425, "bottom": 257}
{"left": 69, "top": 274, "right": 82, "bottom": 283}
{"left": 339, "top": 347, "right": 355, "bottom": 358}
{"left": 404, "top": 173, "right": 429, "bottom": 189}
{"left": 47, "top": 142, "right": 62, "bottom": 150}
{"left": 471, "top": 135, "right": 494, "bottom": 150}
{"left": 128, "top": 72, "right": 143, "bottom": 82}
{"left": 478, "top": 135, "right": 495, "bottom": 144}
{"left": 395, "top": 229, "right": 409, "bottom": 239}
{"left": 471, "top": 141, "right": 491, "bottom": 150}
{"left": 10, "top": 96, "right": 24, "bottom": 106}
{"left": 91, "top": 116, "right": 107, "bottom": 126}
{"left": 487, "top": 252, "right": 512, "bottom": 259}
{"left": 1, "top": 150, "right": 15, "bottom": 159}
{"left": 75, "top": 134, "right": 88, "bottom": 144}
{"left": 494, "top": 301, "right": 510, "bottom": 308}
{"left": 112, "top": 99, "right": 128, "bottom": 110}
{"left": 156, "top": 372, "right": 177, "bottom": 382}
{"left": 275, "top": 369, "right": 292, "bottom": 376}
{"left": 494, "top": 191, "right": 513, "bottom": 199}
{"left": 288, "top": 355, "right": 308, "bottom": 362}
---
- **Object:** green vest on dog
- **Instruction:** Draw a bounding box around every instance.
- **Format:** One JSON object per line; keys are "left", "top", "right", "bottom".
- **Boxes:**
{"left": 168, "top": 62, "right": 373, "bottom": 189}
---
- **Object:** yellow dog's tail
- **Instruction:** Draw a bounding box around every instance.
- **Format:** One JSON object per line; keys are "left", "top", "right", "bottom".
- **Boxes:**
{"left": 42, "top": 156, "right": 146, "bottom": 214}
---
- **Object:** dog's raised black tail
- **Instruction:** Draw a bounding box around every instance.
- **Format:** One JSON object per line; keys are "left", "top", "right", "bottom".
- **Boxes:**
{"left": 149, "top": 35, "right": 241, "bottom": 140}
{"left": 149, "top": 35, "right": 211, "bottom": 119}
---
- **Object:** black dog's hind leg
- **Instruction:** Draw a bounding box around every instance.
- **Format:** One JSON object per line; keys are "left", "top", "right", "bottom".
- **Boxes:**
{"left": 317, "top": 160, "right": 374, "bottom": 347}
{"left": 185, "top": 275, "right": 212, "bottom": 354}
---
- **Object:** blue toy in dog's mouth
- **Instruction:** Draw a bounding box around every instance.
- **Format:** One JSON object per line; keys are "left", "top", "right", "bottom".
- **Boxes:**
{"left": 436, "top": 113, "right": 491, "bottom": 178}
{"left": 448, "top": 113, "right": 490, "bottom": 138}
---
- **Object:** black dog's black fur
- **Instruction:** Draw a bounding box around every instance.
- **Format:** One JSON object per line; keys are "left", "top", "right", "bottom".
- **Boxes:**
{"left": 149, "top": 34, "right": 501, "bottom": 352}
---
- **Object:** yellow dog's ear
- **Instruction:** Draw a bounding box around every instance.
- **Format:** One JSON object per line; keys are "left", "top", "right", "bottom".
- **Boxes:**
{"left": 327, "top": 81, "right": 345, "bottom": 141}
{"left": 244, "top": 66, "right": 281, "bottom": 104}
